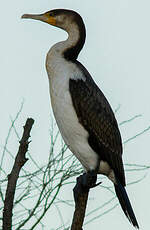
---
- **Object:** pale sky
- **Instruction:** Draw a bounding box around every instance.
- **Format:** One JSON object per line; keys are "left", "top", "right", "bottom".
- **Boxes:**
{"left": 1, "top": 0, "right": 150, "bottom": 229}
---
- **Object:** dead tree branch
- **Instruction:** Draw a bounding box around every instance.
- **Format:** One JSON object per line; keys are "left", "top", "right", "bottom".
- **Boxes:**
{"left": 2, "top": 118, "right": 34, "bottom": 230}
{"left": 71, "top": 172, "right": 99, "bottom": 230}
{"left": 71, "top": 187, "right": 89, "bottom": 230}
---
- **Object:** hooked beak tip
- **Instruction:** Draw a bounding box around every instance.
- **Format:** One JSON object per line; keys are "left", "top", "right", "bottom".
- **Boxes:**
{"left": 21, "top": 14, "right": 30, "bottom": 19}
{"left": 21, "top": 12, "right": 56, "bottom": 26}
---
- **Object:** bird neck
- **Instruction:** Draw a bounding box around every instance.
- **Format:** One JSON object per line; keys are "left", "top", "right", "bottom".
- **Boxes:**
{"left": 50, "top": 21, "right": 86, "bottom": 62}
{"left": 63, "top": 22, "right": 86, "bottom": 61}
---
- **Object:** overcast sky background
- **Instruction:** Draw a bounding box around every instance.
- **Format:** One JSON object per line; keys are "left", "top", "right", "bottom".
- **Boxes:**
{"left": 1, "top": 0, "right": 150, "bottom": 229}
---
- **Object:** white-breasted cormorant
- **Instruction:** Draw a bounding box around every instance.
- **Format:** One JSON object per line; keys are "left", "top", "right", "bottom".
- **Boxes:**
{"left": 22, "top": 9, "right": 139, "bottom": 228}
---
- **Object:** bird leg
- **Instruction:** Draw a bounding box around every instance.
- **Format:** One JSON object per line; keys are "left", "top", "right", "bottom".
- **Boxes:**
{"left": 73, "top": 170, "right": 101, "bottom": 203}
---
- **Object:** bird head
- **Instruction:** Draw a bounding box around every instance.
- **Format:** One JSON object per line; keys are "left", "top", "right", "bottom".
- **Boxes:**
{"left": 22, "top": 9, "right": 86, "bottom": 60}
{"left": 21, "top": 9, "right": 83, "bottom": 32}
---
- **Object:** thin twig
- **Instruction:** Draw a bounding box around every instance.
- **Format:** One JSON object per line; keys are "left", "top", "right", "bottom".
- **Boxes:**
{"left": 2, "top": 118, "right": 34, "bottom": 230}
{"left": 124, "top": 125, "right": 150, "bottom": 144}
{"left": 0, "top": 101, "right": 24, "bottom": 177}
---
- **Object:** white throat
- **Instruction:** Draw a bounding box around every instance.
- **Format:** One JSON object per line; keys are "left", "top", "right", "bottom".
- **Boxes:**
{"left": 48, "top": 23, "right": 80, "bottom": 58}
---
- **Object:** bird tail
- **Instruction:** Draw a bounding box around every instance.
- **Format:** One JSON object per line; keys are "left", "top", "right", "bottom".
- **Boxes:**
{"left": 114, "top": 178, "right": 139, "bottom": 229}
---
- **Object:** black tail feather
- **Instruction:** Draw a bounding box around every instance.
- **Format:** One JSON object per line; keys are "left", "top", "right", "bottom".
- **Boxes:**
{"left": 114, "top": 178, "right": 139, "bottom": 228}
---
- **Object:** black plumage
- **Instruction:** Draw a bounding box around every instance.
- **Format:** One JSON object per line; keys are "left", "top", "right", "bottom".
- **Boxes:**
{"left": 69, "top": 61, "right": 125, "bottom": 186}
{"left": 69, "top": 61, "right": 139, "bottom": 228}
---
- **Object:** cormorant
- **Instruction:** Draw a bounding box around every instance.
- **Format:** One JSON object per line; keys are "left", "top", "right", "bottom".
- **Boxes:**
{"left": 22, "top": 9, "right": 139, "bottom": 228}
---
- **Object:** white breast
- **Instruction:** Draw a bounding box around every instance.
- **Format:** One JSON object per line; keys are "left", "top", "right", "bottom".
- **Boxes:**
{"left": 46, "top": 46, "right": 99, "bottom": 171}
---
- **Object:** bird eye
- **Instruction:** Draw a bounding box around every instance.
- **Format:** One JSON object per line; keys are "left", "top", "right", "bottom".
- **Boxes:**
{"left": 49, "top": 12, "right": 54, "bottom": 17}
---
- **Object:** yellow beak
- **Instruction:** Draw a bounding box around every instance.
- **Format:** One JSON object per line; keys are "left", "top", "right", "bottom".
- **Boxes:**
{"left": 21, "top": 13, "right": 56, "bottom": 26}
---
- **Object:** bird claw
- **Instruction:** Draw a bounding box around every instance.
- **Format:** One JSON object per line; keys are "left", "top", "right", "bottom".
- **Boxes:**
{"left": 90, "top": 181, "right": 102, "bottom": 188}
{"left": 73, "top": 171, "right": 101, "bottom": 203}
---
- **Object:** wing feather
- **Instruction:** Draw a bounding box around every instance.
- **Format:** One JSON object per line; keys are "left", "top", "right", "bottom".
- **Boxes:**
{"left": 69, "top": 61, "right": 125, "bottom": 186}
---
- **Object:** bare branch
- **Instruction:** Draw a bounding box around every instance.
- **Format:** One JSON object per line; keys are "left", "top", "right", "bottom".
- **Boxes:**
{"left": 2, "top": 118, "right": 34, "bottom": 230}
{"left": 71, "top": 188, "right": 89, "bottom": 230}
{"left": 71, "top": 172, "right": 98, "bottom": 230}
